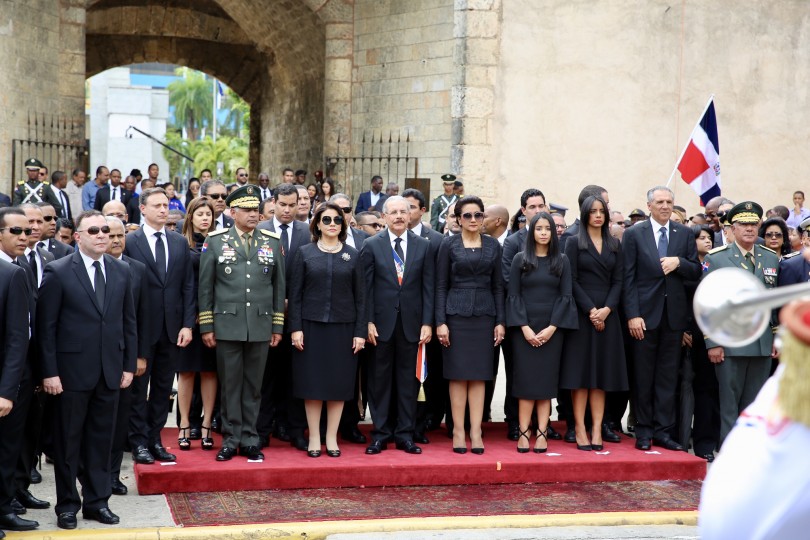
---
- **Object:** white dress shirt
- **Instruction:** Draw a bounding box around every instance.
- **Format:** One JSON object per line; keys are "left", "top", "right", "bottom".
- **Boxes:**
{"left": 651, "top": 218, "right": 671, "bottom": 251}
{"left": 272, "top": 217, "right": 293, "bottom": 251}
{"left": 410, "top": 222, "right": 424, "bottom": 238}
{"left": 79, "top": 250, "right": 105, "bottom": 288}
{"left": 142, "top": 222, "right": 169, "bottom": 270}
{"left": 388, "top": 229, "right": 408, "bottom": 262}
{"left": 23, "top": 246, "right": 44, "bottom": 286}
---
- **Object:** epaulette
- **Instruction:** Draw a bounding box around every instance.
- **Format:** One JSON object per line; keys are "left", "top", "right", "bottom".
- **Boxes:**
{"left": 756, "top": 244, "right": 777, "bottom": 255}
{"left": 259, "top": 229, "right": 281, "bottom": 239}
{"left": 207, "top": 228, "right": 229, "bottom": 236}
{"left": 42, "top": 181, "right": 50, "bottom": 186}
{"left": 17, "top": 180, "right": 24, "bottom": 185}
{"left": 708, "top": 244, "right": 729, "bottom": 255}
{"left": 783, "top": 250, "right": 801, "bottom": 259}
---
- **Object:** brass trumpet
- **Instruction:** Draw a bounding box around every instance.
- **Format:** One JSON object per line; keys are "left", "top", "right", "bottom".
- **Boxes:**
{"left": 693, "top": 267, "right": 810, "bottom": 348}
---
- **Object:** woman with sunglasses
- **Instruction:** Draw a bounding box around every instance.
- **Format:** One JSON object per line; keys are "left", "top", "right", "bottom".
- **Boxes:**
{"left": 758, "top": 217, "right": 791, "bottom": 259}
{"left": 184, "top": 178, "right": 201, "bottom": 209}
{"left": 436, "top": 195, "right": 505, "bottom": 454}
{"left": 288, "top": 202, "right": 366, "bottom": 458}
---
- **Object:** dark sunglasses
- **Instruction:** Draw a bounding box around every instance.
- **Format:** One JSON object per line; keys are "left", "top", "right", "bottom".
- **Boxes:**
{"left": 320, "top": 215, "right": 344, "bottom": 225}
{"left": 78, "top": 226, "right": 111, "bottom": 235}
{"left": 363, "top": 222, "right": 384, "bottom": 229}
{"left": 764, "top": 232, "right": 783, "bottom": 238}
{"left": 340, "top": 206, "right": 352, "bottom": 214}
{"left": 42, "top": 215, "right": 56, "bottom": 222}
{"left": 0, "top": 227, "right": 32, "bottom": 235}
{"left": 207, "top": 194, "right": 226, "bottom": 200}
{"left": 461, "top": 211, "right": 484, "bottom": 221}
{"left": 238, "top": 173, "right": 248, "bottom": 177}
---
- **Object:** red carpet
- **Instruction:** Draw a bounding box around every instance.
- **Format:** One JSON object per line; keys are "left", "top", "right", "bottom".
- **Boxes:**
{"left": 135, "top": 423, "right": 706, "bottom": 495}
{"left": 167, "top": 479, "right": 703, "bottom": 526}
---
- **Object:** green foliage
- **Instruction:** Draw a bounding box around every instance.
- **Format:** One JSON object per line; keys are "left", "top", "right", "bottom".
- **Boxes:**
{"left": 192, "top": 136, "right": 248, "bottom": 179}
{"left": 168, "top": 67, "right": 213, "bottom": 141}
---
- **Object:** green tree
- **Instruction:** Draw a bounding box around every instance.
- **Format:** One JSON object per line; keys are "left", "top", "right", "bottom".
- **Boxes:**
{"left": 168, "top": 67, "right": 212, "bottom": 141}
{"left": 221, "top": 87, "right": 251, "bottom": 139}
{"left": 191, "top": 136, "right": 248, "bottom": 180}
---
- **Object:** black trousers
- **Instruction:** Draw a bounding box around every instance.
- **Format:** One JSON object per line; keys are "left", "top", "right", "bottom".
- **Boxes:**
{"left": 416, "top": 336, "right": 448, "bottom": 431}
{"left": 500, "top": 336, "right": 519, "bottom": 426}
{"left": 368, "top": 314, "right": 419, "bottom": 444}
{"left": 129, "top": 329, "right": 178, "bottom": 448}
{"left": 257, "top": 334, "right": 306, "bottom": 440}
{"left": 54, "top": 377, "right": 118, "bottom": 515}
{"left": 630, "top": 315, "right": 682, "bottom": 440}
{"left": 110, "top": 384, "right": 132, "bottom": 479}
{"left": 0, "top": 372, "right": 33, "bottom": 514}
{"left": 13, "top": 374, "right": 40, "bottom": 493}
{"left": 691, "top": 339, "right": 720, "bottom": 455}
{"left": 339, "top": 345, "right": 370, "bottom": 433}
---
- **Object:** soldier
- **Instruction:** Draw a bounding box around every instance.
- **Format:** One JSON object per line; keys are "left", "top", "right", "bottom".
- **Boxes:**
{"left": 703, "top": 201, "right": 779, "bottom": 445}
{"left": 429, "top": 174, "right": 459, "bottom": 234}
{"left": 198, "top": 184, "right": 286, "bottom": 462}
{"left": 12, "top": 159, "right": 61, "bottom": 208}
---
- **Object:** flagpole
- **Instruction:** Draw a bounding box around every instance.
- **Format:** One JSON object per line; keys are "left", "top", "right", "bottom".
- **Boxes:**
{"left": 212, "top": 77, "right": 218, "bottom": 143}
{"left": 666, "top": 94, "right": 715, "bottom": 187}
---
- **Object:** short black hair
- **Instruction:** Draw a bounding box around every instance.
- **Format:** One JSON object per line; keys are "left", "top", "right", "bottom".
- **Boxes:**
{"left": 95, "top": 165, "right": 108, "bottom": 177}
{"left": 295, "top": 169, "right": 307, "bottom": 176}
{"left": 0, "top": 207, "right": 25, "bottom": 228}
{"left": 51, "top": 170, "right": 66, "bottom": 184}
{"left": 274, "top": 182, "right": 299, "bottom": 200}
{"left": 75, "top": 210, "right": 105, "bottom": 231}
{"left": 454, "top": 195, "right": 484, "bottom": 217}
{"left": 578, "top": 185, "right": 607, "bottom": 208}
{"left": 258, "top": 198, "right": 274, "bottom": 215}
{"left": 401, "top": 188, "right": 426, "bottom": 209}
{"left": 520, "top": 189, "right": 546, "bottom": 209}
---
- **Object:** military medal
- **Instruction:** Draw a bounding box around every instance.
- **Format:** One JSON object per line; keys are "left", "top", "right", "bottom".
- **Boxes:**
{"left": 225, "top": 267, "right": 232, "bottom": 274}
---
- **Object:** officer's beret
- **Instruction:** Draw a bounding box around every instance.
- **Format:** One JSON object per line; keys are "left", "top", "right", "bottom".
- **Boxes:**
{"left": 24, "top": 158, "right": 44, "bottom": 170}
{"left": 226, "top": 184, "right": 260, "bottom": 209}
{"left": 727, "top": 201, "right": 763, "bottom": 225}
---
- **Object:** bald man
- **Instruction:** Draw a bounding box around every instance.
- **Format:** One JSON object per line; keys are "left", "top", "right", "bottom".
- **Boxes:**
{"left": 101, "top": 201, "right": 129, "bottom": 224}
{"left": 482, "top": 205, "right": 510, "bottom": 245}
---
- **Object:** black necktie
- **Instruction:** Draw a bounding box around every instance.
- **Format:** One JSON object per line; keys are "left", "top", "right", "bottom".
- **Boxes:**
{"left": 280, "top": 224, "right": 290, "bottom": 255}
{"left": 111, "top": 187, "right": 117, "bottom": 201}
{"left": 154, "top": 231, "right": 167, "bottom": 281}
{"left": 59, "top": 190, "right": 70, "bottom": 219}
{"left": 28, "top": 251, "right": 38, "bottom": 285}
{"left": 93, "top": 260, "right": 105, "bottom": 307}
{"left": 657, "top": 226, "right": 668, "bottom": 259}
{"left": 394, "top": 237, "right": 405, "bottom": 263}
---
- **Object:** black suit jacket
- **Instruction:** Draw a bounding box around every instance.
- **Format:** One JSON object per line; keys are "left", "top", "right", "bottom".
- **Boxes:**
{"left": 126, "top": 196, "right": 141, "bottom": 224}
{"left": 0, "top": 260, "right": 31, "bottom": 401}
{"left": 501, "top": 227, "right": 528, "bottom": 285}
{"left": 0, "top": 192, "right": 11, "bottom": 208}
{"left": 124, "top": 228, "right": 196, "bottom": 356}
{"left": 622, "top": 219, "right": 701, "bottom": 330}
{"left": 347, "top": 227, "right": 369, "bottom": 250}
{"left": 122, "top": 254, "right": 149, "bottom": 359}
{"left": 37, "top": 252, "right": 137, "bottom": 391}
{"left": 93, "top": 185, "right": 133, "bottom": 211}
{"left": 778, "top": 253, "right": 810, "bottom": 286}
{"left": 257, "top": 219, "right": 310, "bottom": 283}
{"left": 43, "top": 239, "right": 72, "bottom": 260}
{"left": 418, "top": 224, "right": 444, "bottom": 259}
{"left": 360, "top": 229, "right": 434, "bottom": 342}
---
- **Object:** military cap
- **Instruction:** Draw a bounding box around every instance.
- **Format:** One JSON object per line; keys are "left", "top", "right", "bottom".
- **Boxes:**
{"left": 441, "top": 174, "right": 456, "bottom": 184}
{"left": 226, "top": 184, "right": 261, "bottom": 209}
{"left": 727, "top": 201, "right": 763, "bottom": 225}
{"left": 798, "top": 216, "right": 810, "bottom": 234}
{"left": 549, "top": 203, "right": 568, "bottom": 216}
{"left": 628, "top": 208, "right": 646, "bottom": 218}
{"left": 24, "top": 157, "right": 44, "bottom": 170}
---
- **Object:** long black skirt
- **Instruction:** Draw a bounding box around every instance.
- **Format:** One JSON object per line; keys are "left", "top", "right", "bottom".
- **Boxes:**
{"left": 292, "top": 320, "right": 357, "bottom": 401}
{"left": 442, "top": 315, "right": 496, "bottom": 381}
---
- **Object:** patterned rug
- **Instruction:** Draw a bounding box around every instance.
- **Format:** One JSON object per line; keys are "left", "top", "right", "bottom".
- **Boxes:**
{"left": 167, "top": 479, "right": 702, "bottom": 527}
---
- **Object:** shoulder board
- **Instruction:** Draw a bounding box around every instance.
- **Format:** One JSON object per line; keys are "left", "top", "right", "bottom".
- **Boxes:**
{"left": 42, "top": 181, "right": 50, "bottom": 185}
{"left": 782, "top": 250, "right": 801, "bottom": 259}
{"left": 707, "top": 244, "right": 729, "bottom": 255}
{"left": 17, "top": 180, "right": 24, "bottom": 185}
{"left": 756, "top": 244, "right": 776, "bottom": 255}
{"left": 207, "top": 228, "right": 229, "bottom": 237}
{"left": 259, "top": 229, "right": 281, "bottom": 239}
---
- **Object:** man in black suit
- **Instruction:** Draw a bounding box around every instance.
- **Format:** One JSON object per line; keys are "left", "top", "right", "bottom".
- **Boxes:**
{"left": 34, "top": 202, "right": 72, "bottom": 259}
{"left": 201, "top": 180, "right": 234, "bottom": 230}
{"left": 0, "top": 209, "right": 38, "bottom": 535}
{"left": 622, "top": 186, "right": 701, "bottom": 452}
{"left": 779, "top": 217, "right": 810, "bottom": 286}
{"left": 355, "top": 175, "right": 387, "bottom": 214}
{"left": 38, "top": 210, "right": 137, "bottom": 529}
{"left": 361, "top": 195, "right": 434, "bottom": 455}
{"left": 124, "top": 188, "right": 195, "bottom": 465}
{"left": 93, "top": 169, "right": 132, "bottom": 212}
{"left": 256, "top": 183, "right": 311, "bottom": 449}
{"left": 331, "top": 194, "right": 369, "bottom": 250}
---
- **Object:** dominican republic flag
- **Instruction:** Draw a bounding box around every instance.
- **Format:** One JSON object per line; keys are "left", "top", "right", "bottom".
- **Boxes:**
{"left": 677, "top": 99, "right": 720, "bottom": 206}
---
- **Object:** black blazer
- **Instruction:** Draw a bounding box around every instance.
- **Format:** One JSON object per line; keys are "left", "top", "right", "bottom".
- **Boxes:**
{"left": 44, "top": 238, "right": 73, "bottom": 260}
{"left": 0, "top": 260, "right": 31, "bottom": 401}
{"left": 418, "top": 225, "right": 444, "bottom": 260}
{"left": 122, "top": 254, "right": 149, "bottom": 358}
{"left": 126, "top": 196, "right": 141, "bottom": 224}
{"left": 124, "top": 227, "right": 196, "bottom": 355}
{"left": 501, "top": 227, "right": 528, "bottom": 284}
{"left": 347, "top": 227, "right": 369, "bottom": 250}
{"left": 257, "top": 219, "right": 310, "bottom": 283}
{"left": 360, "top": 229, "right": 434, "bottom": 342}
{"left": 622, "top": 220, "right": 701, "bottom": 330}
{"left": 435, "top": 234, "right": 505, "bottom": 325}
{"left": 37, "top": 252, "right": 137, "bottom": 391}
{"left": 778, "top": 254, "right": 810, "bottom": 286}
{"left": 93, "top": 185, "right": 133, "bottom": 211}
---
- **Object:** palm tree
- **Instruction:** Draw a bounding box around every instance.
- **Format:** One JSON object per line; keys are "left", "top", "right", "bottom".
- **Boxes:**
{"left": 168, "top": 68, "right": 212, "bottom": 141}
{"left": 221, "top": 88, "right": 251, "bottom": 139}
{"left": 192, "top": 136, "right": 248, "bottom": 179}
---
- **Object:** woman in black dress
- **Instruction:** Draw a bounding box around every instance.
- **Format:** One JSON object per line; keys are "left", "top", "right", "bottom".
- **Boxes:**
{"left": 561, "top": 196, "right": 627, "bottom": 450}
{"left": 177, "top": 197, "right": 218, "bottom": 450}
{"left": 436, "top": 196, "right": 505, "bottom": 454}
{"left": 506, "top": 212, "right": 577, "bottom": 453}
{"left": 289, "top": 202, "right": 366, "bottom": 458}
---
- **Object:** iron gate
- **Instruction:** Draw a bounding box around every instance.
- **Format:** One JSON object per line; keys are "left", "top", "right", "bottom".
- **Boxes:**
{"left": 12, "top": 113, "right": 89, "bottom": 183}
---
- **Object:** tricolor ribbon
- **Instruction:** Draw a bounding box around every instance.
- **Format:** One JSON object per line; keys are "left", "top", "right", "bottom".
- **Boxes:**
{"left": 392, "top": 247, "right": 405, "bottom": 286}
{"left": 416, "top": 342, "right": 427, "bottom": 402}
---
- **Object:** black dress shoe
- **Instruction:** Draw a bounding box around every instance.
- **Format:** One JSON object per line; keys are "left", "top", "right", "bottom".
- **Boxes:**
{"left": 453, "top": 447, "right": 467, "bottom": 454}
{"left": 365, "top": 440, "right": 386, "bottom": 454}
{"left": 111, "top": 479, "right": 128, "bottom": 495}
{"left": 340, "top": 427, "right": 367, "bottom": 444}
{"left": 395, "top": 440, "right": 422, "bottom": 454}
{"left": 414, "top": 432, "right": 430, "bottom": 444}
{"left": 16, "top": 489, "right": 50, "bottom": 509}
{"left": 602, "top": 424, "right": 622, "bottom": 443}
{"left": 308, "top": 449, "right": 321, "bottom": 458}
{"left": 507, "top": 424, "right": 520, "bottom": 441}
{"left": 56, "top": 512, "right": 77, "bottom": 530}
{"left": 546, "top": 425, "right": 562, "bottom": 440}
{"left": 10, "top": 499, "right": 25, "bottom": 515}
{"left": 189, "top": 427, "right": 202, "bottom": 440}
{"left": 132, "top": 445, "right": 155, "bottom": 464}
{"left": 653, "top": 438, "right": 685, "bottom": 451}
{"left": 216, "top": 447, "right": 237, "bottom": 461}
{"left": 635, "top": 438, "right": 652, "bottom": 451}
{"left": 0, "top": 512, "right": 39, "bottom": 531}
{"left": 471, "top": 447, "right": 484, "bottom": 455}
{"left": 576, "top": 444, "right": 592, "bottom": 451}
{"left": 564, "top": 428, "right": 577, "bottom": 443}
{"left": 239, "top": 446, "right": 264, "bottom": 460}
{"left": 700, "top": 452, "right": 715, "bottom": 463}
{"left": 29, "top": 466, "right": 41, "bottom": 484}
{"left": 150, "top": 443, "right": 176, "bottom": 462}
{"left": 273, "top": 425, "right": 291, "bottom": 442}
{"left": 326, "top": 448, "right": 341, "bottom": 458}
{"left": 291, "top": 436, "right": 308, "bottom": 452}
{"left": 83, "top": 507, "right": 120, "bottom": 525}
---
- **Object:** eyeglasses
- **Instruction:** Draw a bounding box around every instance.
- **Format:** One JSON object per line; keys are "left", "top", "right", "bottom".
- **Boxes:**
{"left": 362, "top": 222, "right": 383, "bottom": 229}
{"left": 77, "top": 226, "right": 110, "bottom": 235}
{"left": 0, "top": 227, "right": 32, "bottom": 235}
{"left": 38, "top": 172, "right": 47, "bottom": 176}
{"left": 238, "top": 173, "right": 248, "bottom": 177}
{"left": 340, "top": 206, "right": 352, "bottom": 214}
{"left": 461, "top": 212, "right": 484, "bottom": 221}
{"left": 206, "top": 193, "right": 226, "bottom": 200}
{"left": 320, "top": 215, "right": 344, "bottom": 225}
{"left": 42, "top": 215, "right": 56, "bottom": 222}
{"left": 764, "top": 232, "right": 783, "bottom": 239}
{"left": 106, "top": 212, "right": 127, "bottom": 219}
{"left": 555, "top": 224, "right": 567, "bottom": 230}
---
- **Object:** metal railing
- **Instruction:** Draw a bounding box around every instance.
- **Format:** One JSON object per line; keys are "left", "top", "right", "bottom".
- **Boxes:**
{"left": 11, "top": 113, "right": 88, "bottom": 182}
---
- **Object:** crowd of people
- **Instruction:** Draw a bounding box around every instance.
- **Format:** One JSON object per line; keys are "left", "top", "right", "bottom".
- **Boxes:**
{"left": 0, "top": 156, "right": 804, "bottom": 534}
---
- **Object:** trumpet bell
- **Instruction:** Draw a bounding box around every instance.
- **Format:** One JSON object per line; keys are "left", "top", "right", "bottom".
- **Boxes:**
{"left": 693, "top": 267, "right": 769, "bottom": 348}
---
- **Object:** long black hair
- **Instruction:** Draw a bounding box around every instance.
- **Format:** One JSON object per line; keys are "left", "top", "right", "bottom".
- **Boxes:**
{"left": 577, "top": 195, "right": 619, "bottom": 252}
{"left": 522, "top": 212, "right": 564, "bottom": 276}
{"left": 758, "top": 217, "right": 791, "bottom": 256}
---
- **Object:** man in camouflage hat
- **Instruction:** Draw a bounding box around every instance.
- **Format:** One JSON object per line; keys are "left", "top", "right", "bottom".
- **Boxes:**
{"left": 429, "top": 174, "right": 459, "bottom": 233}
{"left": 198, "top": 184, "right": 286, "bottom": 462}
{"left": 703, "top": 201, "right": 779, "bottom": 445}
{"left": 12, "top": 158, "right": 61, "bottom": 207}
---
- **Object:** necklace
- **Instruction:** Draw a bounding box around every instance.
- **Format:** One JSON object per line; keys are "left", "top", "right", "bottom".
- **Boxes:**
{"left": 318, "top": 240, "right": 342, "bottom": 253}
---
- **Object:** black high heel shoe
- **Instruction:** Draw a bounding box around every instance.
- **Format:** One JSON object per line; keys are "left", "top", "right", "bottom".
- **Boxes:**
{"left": 534, "top": 429, "right": 548, "bottom": 454}
{"left": 326, "top": 448, "right": 341, "bottom": 458}
{"left": 308, "top": 449, "right": 321, "bottom": 458}
{"left": 516, "top": 427, "right": 531, "bottom": 454}
{"left": 178, "top": 427, "right": 191, "bottom": 451}
{"left": 201, "top": 426, "right": 214, "bottom": 451}
{"left": 590, "top": 428, "right": 603, "bottom": 451}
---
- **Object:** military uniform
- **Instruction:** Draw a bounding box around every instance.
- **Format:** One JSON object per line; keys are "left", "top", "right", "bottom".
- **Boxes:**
{"left": 429, "top": 174, "right": 458, "bottom": 233}
{"left": 703, "top": 201, "right": 779, "bottom": 444}
{"left": 198, "top": 184, "right": 285, "bottom": 460}
{"left": 12, "top": 157, "right": 61, "bottom": 208}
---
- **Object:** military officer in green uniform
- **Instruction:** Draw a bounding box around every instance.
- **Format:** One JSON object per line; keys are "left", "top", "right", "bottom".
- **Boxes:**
{"left": 12, "top": 158, "right": 62, "bottom": 208}
{"left": 198, "top": 184, "right": 286, "bottom": 462}
{"left": 429, "top": 174, "right": 459, "bottom": 233}
{"left": 703, "top": 201, "right": 779, "bottom": 445}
